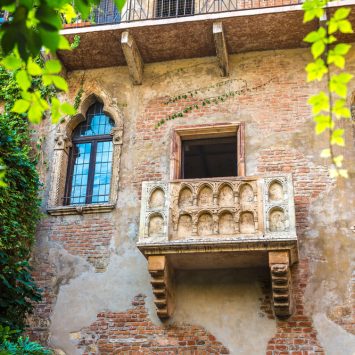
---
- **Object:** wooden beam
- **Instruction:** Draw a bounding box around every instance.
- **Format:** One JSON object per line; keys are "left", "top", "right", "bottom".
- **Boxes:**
{"left": 213, "top": 22, "right": 229, "bottom": 77}
{"left": 121, "top": 31, "right": 144, "bottom": 85}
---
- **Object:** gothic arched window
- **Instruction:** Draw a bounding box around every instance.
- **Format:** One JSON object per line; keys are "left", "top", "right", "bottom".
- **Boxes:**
{"left": 64, "top": 102, "right": 115, "bottom": 205}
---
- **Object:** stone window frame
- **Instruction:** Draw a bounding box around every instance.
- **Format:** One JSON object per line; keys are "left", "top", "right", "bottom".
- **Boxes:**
{"left": 170, "top": 122, "right": 245, "bottom": 180}
{"left": 47, "top": 92, "right": 124, "bottom": 216}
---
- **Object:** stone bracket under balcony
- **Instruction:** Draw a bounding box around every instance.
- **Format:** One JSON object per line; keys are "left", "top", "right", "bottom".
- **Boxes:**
{"left": 137, "top": 174, "right": 299, "bottom": 319}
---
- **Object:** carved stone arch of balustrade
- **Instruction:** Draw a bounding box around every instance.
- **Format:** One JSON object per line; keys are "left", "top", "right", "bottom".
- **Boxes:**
{"left": 177, "top": 183, "right": 194, "bottom": 209}
{"left": 217, "top": 208, "right": 236, "bottom": 235}
{"left": 266, "top": 178, "right": 287, "bottom": 203}
{"left": 239, "top": 182, "right": 255, "bottom": 204}
{"left": 239, "top": 209, "right": 257, "bottom": 234}
{"left": 267, "top": 206, "right": 289, "bottom": 233}
{"left": 48, "top": 91, "right": 124, "bottom": 209}
{"left": 196, "top": 182, "right": 215, "bottom": 207}
{"left": 146, "top": 211, "right": 167, "bottom": 240}
{"left": 196, "top": 209, "right": 215, "bottom": 236}
{"left": 217, "top": 182, "right": 235, "bottom": 206}
{"left": 148, "top": 186, "right": 167, "bottom": 210}
{"left": 176, "top": 212, "right": 194, "bottom": 239}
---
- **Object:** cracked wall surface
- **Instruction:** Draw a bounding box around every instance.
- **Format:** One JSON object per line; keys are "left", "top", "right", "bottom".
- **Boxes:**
{"left": 28, "top": 46, "right": 355, "bottom": 354}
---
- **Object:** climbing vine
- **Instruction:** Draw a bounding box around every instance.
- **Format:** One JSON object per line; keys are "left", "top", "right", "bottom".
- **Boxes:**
{"left": 303, "top": 0, "right": 353, "bottom": 178}
{"left": 0, "top": 59, "right": 53, "bottom": 333}
{"left": 156, "top": 78, "right": 273, "bottom": 127}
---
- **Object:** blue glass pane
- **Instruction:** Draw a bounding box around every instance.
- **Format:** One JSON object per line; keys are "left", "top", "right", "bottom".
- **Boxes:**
{"left": 73, "top": 103, "right": 114, "bottom": 137}
{"left": 69, "top": 143, "right": 91, "bottom": 204}
{"left": 91, "top": 141, "right": 113, "bottom": 203}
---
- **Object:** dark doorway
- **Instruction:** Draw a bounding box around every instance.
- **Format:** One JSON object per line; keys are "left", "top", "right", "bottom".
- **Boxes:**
{"left": 181, "top": 137, "right": 237, "bottom": 179}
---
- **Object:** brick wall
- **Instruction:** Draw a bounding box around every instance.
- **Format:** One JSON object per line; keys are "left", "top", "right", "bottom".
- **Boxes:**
{"left": 42, "top": 216, "right": 113, "bottom": 272}
{"left": 78, "top": 295, "right": 230, "bottom": 354}
{"left": 29, "top": 49, "right": 355, "bottom": 353}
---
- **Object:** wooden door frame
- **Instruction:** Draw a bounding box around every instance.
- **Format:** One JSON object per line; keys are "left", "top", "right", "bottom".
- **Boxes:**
{"left": 169, "top": 122, "right": 245, "bottom": 180}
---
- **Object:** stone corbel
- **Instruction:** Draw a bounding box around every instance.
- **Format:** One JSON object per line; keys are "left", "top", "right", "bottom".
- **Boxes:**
{"left": 54, "top": 127, "right": 72, "bottom": 152}
{"left": 110, "top": 126, "right": 123, "bottom": 145}
{"left": 213, "top": 22, "right": 229, "bottom": 77}
{"left": 269, "top": 251, "right": 293, "bottom": 318}
{"left": 148, "top": 255, "right": 174, "bottom": 319}
{"left": 121, "top": 31, "right": 144, "bottom": 85}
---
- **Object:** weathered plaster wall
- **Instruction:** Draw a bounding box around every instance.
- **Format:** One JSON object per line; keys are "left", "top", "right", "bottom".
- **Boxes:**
{"left": 29, "top": 46, "right": 355, "bottom": 354}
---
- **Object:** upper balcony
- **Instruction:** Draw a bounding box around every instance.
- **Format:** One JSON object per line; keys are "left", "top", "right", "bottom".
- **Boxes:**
{"left": 58, "top": 0, "right": 355, "bottom": 72}
{"left": 138, "top": 174, "right": 298, "bottom": 319}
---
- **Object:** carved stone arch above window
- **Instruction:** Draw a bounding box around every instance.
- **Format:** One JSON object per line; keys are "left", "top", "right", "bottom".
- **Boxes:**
{"left": 47, "top": 92, "right": 124, "bottom": 216}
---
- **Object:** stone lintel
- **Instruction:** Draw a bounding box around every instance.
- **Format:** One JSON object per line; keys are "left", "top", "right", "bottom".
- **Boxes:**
{"left": 213, "top": 22, "right": 229, "bottom": 77}
{"left": 121, "top": 31, "right": 144, "bottom": 85}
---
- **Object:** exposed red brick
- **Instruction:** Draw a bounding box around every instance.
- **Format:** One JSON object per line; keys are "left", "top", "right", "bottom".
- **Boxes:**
{"left": 78, "top": 294, "right": 230, "bottom": 354}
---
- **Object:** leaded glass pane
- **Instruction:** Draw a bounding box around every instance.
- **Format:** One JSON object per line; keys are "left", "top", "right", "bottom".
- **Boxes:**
{"left": 73, "top": 103, "right": 114, "bottom": 137}
{"left": 91, "top": 141, "right": 113, "bottom": 203}
{"left": 69, "top": 143, "right": 91, "bottom": 204}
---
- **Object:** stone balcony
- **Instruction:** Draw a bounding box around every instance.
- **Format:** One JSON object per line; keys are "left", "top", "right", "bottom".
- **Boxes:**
{"left": 138, "top": 174, "right": 298, "bottom": 319}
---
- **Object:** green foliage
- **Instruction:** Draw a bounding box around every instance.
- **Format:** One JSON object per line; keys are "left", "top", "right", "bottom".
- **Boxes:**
{"left": 0, "top": 326, "right": 51, "bottom": 355}
{"left": 70, "top": 35, "right": 81, "bottom": 49}
{"left": 0, "top": 0, "right": 127, "bottom": 124}
{"left": 0, "top": 65, "right": 43, "bottom": 331}
{"left": 302, "top": 0, "right": 353, "bottom": 178}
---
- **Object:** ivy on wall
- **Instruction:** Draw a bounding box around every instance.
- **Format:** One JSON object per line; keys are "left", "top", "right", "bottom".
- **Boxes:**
{"left": 0, "top": 63, "right": 49, "bottom": 332}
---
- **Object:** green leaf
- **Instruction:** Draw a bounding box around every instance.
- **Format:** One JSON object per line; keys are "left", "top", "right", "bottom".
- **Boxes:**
{"left": 305, "top": 58, "right": 327, "bottom": 82}
{"left": 333, "top": 43, "right": 351, "bottom": 56}
{"left": 16, "top": 70, "right": 31, "bottom": 91}
{"left": 114, "top": 0, "right": 126, "bottom": 11}
{"left": 304, "top": 27, "right": 326, "bottom": 43}
{"left": 334, "top": 7, "right": 351, "bottom": 21}
{"left": 51, "top": 97, "right": 61, "bottom": 123}
{"left": 320, "top": 148, "right": 331, "bottom": 158}
{"left": 52, "top": 76, "right": 68, "bottom": 91}
{"left": 61, "top": 102, "right": 76, "bottom": 115}
{"left": 27, "top": 57, "right": 42, "bottom": 76}
{"left": 1, "top": 55, "right": 22, "bottom": 70}
{"left": 61, "top": 3, "right": 77, "bottom": 23}
{"left": 333, "top": 155, "right": 344, "bottom": 167}
{"left": 314, "top": 114, "right": 333, "bottom": 134}
{"left": 12, "top": 99, "right": 30, "bottom": 114}
{"left": 333, "top": 99, "right": 351, "bottom": 119}
{"left": 308, "top": 92, "right": 329, "bottom": 114}
{"left": 330, "top": 73, "right": 353, "bottom": 98}
{"left": 338, "top": 169, "right": 348, "bottom": 178}
{"left": 312, "top": 41, "right": 325, "bottom": 59}
{"left": 329, "top": 168, "right": 339, "bottom": 178}
{"left": 327, "top": 48, "right": 346, "bottom": 69}
{"left": 42, "top": 74, "right": 53, "bottom": 86}
{"left": 302, "top": 0, "right": 326, "bottom": 22}
{"left": 58, "top": 36, "right": 71, "bottom": 50}
{"left": 44, "top": 59, "right": 62, "bottom": 74}
{"left": 338, "top": 20, "right": 353, "bottom": 34}
{"left": 330, "top": 128, "right": 345, "bottom": 146}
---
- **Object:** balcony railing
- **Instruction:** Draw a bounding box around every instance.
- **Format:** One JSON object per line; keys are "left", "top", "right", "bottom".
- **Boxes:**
{"left": 138, "top": 174, "right": 297, "bottom": 249}
{"left": 63, "top": 0, "right": 302, "bottom": 27}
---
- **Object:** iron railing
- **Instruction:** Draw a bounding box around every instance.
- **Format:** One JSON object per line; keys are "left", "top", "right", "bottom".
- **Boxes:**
{"left": 63, "top": 0, "right": 302, "bottom": 27}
